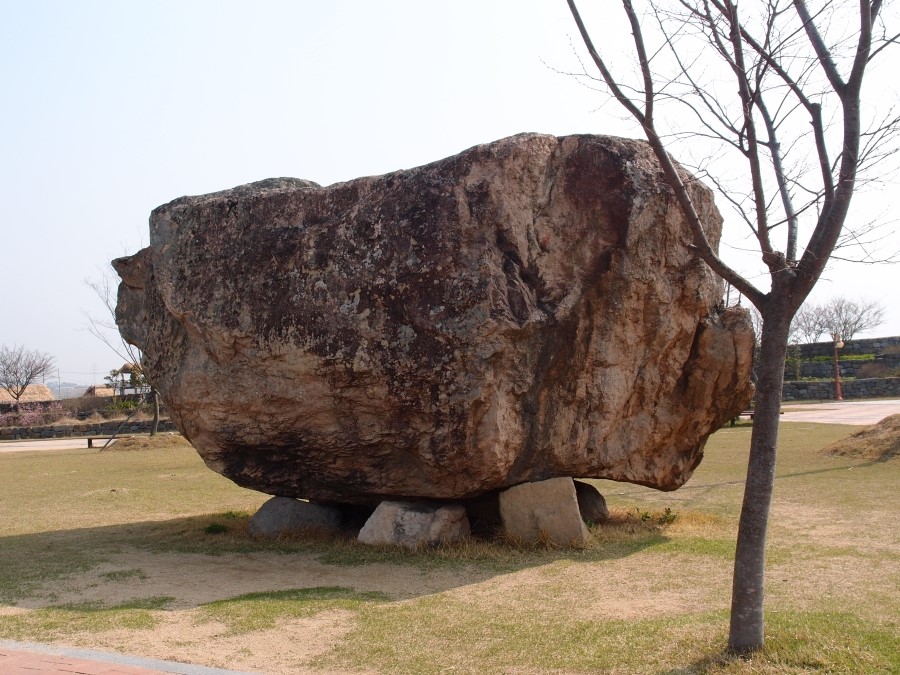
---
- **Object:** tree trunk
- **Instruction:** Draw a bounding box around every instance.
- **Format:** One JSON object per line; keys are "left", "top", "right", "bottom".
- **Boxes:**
{"left": 728, "top": 304, "right": 791, "bottom": 653}
{"left": 150, "top": 387, "right": 160, "bottom": 436}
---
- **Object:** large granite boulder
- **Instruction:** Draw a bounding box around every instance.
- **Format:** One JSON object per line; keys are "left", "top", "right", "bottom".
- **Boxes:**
{"left": 114, "top": 133, "right": 754, "bottom": 505}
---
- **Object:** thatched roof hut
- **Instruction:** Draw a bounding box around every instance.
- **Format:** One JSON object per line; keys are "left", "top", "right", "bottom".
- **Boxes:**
{"left": 0, "top": 383, "right": 56, "bottom": 404}
{"left": 82, "top": 385, "right": 116, "bottom": 397}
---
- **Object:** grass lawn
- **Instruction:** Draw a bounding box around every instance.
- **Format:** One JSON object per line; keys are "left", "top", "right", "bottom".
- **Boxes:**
{"left": 0, "top": 424, "right": 897, "bottom": 674}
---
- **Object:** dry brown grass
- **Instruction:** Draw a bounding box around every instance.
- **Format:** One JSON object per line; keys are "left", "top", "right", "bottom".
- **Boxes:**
{"left": 53, "top": 416, "right": 84, "bottom": 425}
{"left": 820, "top": 414, "right": 900, "bottom": 461}
{"left": 104, "top": 433, "right": 193, "bottom": 452}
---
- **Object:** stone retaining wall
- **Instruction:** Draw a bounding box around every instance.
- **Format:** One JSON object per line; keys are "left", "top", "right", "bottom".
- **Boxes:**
{"left": 789, "top": 357, "right": 900, "bottom": 379}
{"left": 782, "top": 377, "right": 900, "bottom": 401}
{"left": 796, "top": 335, "right": 900, "bottom": 359}
{"left": 0, "top": 419, "right": 176, "bottom": 440}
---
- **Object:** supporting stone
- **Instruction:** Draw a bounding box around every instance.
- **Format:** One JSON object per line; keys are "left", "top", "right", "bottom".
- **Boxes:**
{"left": 357, "top": 501, "right": 470, "bottom": 550}
{"left": 248, "top": 496, "right": 342, "bottom": 538}
{"left": 498, "top": 477, "right": 588, "bottom": 547}
{"left": 574, "top": 479, "right": 609, "bottom": 524}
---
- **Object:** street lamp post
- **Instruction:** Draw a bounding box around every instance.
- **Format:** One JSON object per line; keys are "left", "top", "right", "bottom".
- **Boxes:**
{"left": 832, "top": 334, "right": 844, "bottom": 401}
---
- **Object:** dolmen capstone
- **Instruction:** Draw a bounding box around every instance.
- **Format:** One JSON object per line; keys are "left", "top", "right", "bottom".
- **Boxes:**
{"left": 114, "top": 133, "right": 755, "bottom": 520}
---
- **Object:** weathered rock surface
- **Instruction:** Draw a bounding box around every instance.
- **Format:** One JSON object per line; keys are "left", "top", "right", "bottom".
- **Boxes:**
{"left": 499, "top": 477, "right": 588, "bottom": 546}
{"left": 248, "top": 497, "right": 342, "bottom": 538}
{"left": 573, "top": 480, "right": 609, "bottom": 524}
{"left": 114, "top": 133, "right": 754, "bottom": 504}
{"left": 357, "top": 501, "right": 470, "bottom": 549}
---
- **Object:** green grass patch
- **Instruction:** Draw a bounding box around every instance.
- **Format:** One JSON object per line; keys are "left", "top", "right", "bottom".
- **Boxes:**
{"left": 806, "top": 353, "right": 876, "bottom": 362}
{"left": 100, "top": 568, "right": 147, "bottom": 582}
{"left": 654, "top": 536, "right": 737, "bottom": 558}
{"left": 67, "top": 596, "right": 174, "bottom": 611}
{"left": 197, "top": 586, "right": 389, "bottom": 634}
{"left": 0, "top": 596, "right": 173, "bottom": 641}
{"left": 757, "top": 611, "right": 900, "bottom": 673}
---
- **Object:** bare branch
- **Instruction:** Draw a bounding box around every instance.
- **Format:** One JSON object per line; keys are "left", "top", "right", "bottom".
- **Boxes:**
{"left": 757, "top": 94, "right": 799, "bottom": 260}
{"left": 847, "top": 1, "right": 875, "bottom": 89}
{"left": 655, "top": 12, "right": 747, "bottom": 143}
{"left": 719, "top": 1, "right": 778, "bottom": 261}
{"left": 658, "top": 92, "right": 745, "bottom": 151}
{"left": 84, "top": 266, "right": 143, "bottom": 369}
{"left": 625, "top": 0, "right": 657, "bottom": 121}
{"left": 568, "top": 0, "right": 764, "bottom": 304}
{"left": 792, "top": 0, "right": 847, "bottom": 94}
{"left": 701, "top": 171, "right": 758, "bottom": 231}
{"left": 868, "top": 30, "right": 900, "bottom": 61}
{"left": 794, "top": 2, "right": 876, "bottom": 297}
{"left": 565, "top": 0, "right": 646, "bottom": 124}
{"left": 721, "top": 2, "right": 838, "bottom": 208}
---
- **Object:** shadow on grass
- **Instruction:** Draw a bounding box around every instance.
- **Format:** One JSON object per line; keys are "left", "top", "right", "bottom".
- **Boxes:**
{"left": 0, "top": 511, "right": 671, "bottom": 609}
{"left": 660, "top": 650, "right": 741, "bottom": 675}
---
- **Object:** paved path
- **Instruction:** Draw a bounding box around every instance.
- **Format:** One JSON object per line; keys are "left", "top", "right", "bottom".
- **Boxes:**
{"left": 780, "top": 398, "right": 900, "bottom": 425}
{"left": 0, "top": 641, "right": 255, "bottom": 674}
{"left": 0, "top": 437, "right": 115, "bottom": 453}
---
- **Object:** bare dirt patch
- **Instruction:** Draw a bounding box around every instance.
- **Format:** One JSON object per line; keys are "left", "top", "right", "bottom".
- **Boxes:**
{"left": 15, "top": 549, "right": 481, "bottom": 611}
{"left": 55, "top": 609, "right": 368, "bottom": 675}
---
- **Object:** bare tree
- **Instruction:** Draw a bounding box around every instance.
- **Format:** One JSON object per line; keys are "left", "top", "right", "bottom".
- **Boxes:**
{"left": 821, "top": 296, "right": 885, "bottom": 341}
{"left": 790, "top": 296, "right": 884, "bottom": 345}
{"left": 792, "top": 304, "right": 830, "bottom": 345}
{"left": 85, "top": 266, "right": 160, "bottom": 435}
{"left": 0, "top": 345, "right": 55, "bottom": 407}
{"left": 566, "top": 0, "right": 896, "bottom": 654}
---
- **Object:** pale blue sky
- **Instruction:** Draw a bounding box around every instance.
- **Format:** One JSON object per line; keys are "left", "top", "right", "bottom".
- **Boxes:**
{"left": 2, "top": 1, "right": 897, "bottom": 384}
